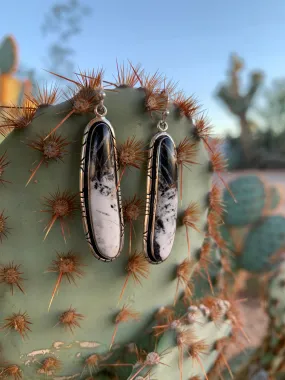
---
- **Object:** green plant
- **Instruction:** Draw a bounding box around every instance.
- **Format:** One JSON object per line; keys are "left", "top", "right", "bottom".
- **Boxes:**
{"left": 223, "top": 175, "right": 267, "bottom": 227}
{"left": 0, "top": 65, "right": 238, "bottom": 379}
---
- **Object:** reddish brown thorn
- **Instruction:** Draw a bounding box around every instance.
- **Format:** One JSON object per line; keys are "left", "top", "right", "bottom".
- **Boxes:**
{"left": 58, "top": 306, "right": 84, "bottom": 333}
{"left": 177, "top": 137, "right": 199, "bottom": 202}
{"left": 177, "top": 329, "right": 197, "bottom": 380}
{"left": 26, "top": 132, "right": 70, "bottom": 186}
{"left": 25, "top": 82, "right": 60, "bottom": 108}
{"left": 129, "top": 350, "right": 171, "bottom": 380}
{"left": 43, "top": 109, "right": 75, "bottom": 141}
{"left": 0, "top": 106, "right": 36, "bottom": 134}
{"left": 201, "top": 297, "right": 224, "bottom": 325}
{"left": 118, "top": 251, "right": 149, "bottom": 303}
{"left": 174, "top": 259, "right": 192, "bottom": 306}
{"left": 117, "top": 137, "right": 145, "bottom": 187}
{"left": 188, "top": 340, "right": 209, "bottom": 380}
{"left": 44, "top": 68, "right": 104, "bottom": 140}
{"left": 123, "top": 195, "right": 144, "bottom": 254}
{"left": 1, "top": 365, "right": 22, "bottom": 379}
{"left": 189, "top": 377, "right": 201, "bottom": 380}
{"left": 40, "top": 188, "right": 79, "bottom": 242}
{"left": 1, "top": 311, "right": 32, "bottom": 339}
{"left": 47, "top": 251, "right": 84, "bottom": 311}
{"left": 110, "top": 305, "right": 140, "bottom": 350}
{"left": 182, "top": 282, "right": 195, "bottom": 307}
{"left": 38, "top": 357, "right": 61, "bottom": 375}
{"left": 182, "top": 202, "right": 201, "bottom": 258}
{"left": 0, "top": 262, "right": 25, "bottom": 295}
{"left": 215, "top": 340, "right": 234, "bottom": 379}
{"left": 75, "top": 68, "right": 104, "bottom": 90}
{"left": 192, "top": 115, "right": 214, "bottom": 152}
{"left": 173, "top": 91, "right": 200, "bottom": 118}
{"left": 129, "top": 63, "right": 163, "bottom": 94}
{"left": 196, "top": 241, "right": 215, "bottom": 295}
{"left": 209, "top": 149, "right": 236, "bottom": 203}
{"left": 207, "top": 211, "right": 228, "bottom": 253}
{"left": 82, "top": 353, "right": 102, "bottom": 377}
{"left": 113, "top": 61, "right": 143, "bottom": 88}
{"left": 0, "top": 151, "right": 11, "bottom": 185}
{"left": 152, "top": 314, "right": 184, "bottom": 338}
{"left": 209, "top": 183, "right": 225, "bottom": 218}
{"left": 0, "top": 210, "right": 10, "bottom": 243}
{"left": 155, "top": 306, "right": 175, "bottom": 324}
{"left": 145, "top": 90, "right": 169, "bottom": 114}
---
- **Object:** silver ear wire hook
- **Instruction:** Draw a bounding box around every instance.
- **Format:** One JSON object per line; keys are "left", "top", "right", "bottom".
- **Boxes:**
{"left": 94, "top": 91, "right": 107, "bottom": 117}
{"left": 157, "top": 91, "right": 170, "bottom": 132}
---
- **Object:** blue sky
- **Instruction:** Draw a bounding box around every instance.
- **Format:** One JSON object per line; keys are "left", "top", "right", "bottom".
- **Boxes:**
{"left": 1, "top": 0, "right": 285, "bottom": 136}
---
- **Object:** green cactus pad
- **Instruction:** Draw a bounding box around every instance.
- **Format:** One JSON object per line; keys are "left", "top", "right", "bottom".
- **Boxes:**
{"left": 223, "top": 175, "right": 267, "bottom": 226}
{"left": 127, "top": 300, "right": 232, "bottom": 380}
{"left": 238, "top": 215, "right": 285, "bottom": 273}
{"left": 0, "top": 69, "right": 233, "bottom": 379}
{"left": 0, "top": 35, "right": 18, "bottom": 74}
{"left": 268, "top": 186, "right": 281, "bottom": 211}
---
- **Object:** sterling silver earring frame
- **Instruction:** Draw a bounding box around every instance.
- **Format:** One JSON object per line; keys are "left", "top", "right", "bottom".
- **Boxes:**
{"left": 79, "top": 95, "right": 124, "bottom": 262}
{"left": 144, "top": 108, "right": 179, "bottom": 264}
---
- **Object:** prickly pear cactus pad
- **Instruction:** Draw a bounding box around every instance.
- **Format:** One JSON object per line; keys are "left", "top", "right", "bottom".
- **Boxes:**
{"left": 223, "top": 175, "right": 267, "bottom": 226}
{"left": 237, "top": 215, "right": 285, "bottom": 273}
{"left": 0, "top": 65, "right": 237, "bottom": 379}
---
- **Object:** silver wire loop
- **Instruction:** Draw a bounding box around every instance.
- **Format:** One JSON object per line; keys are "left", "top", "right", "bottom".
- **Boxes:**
{"left": 157, "top": 120, "right": 168, "bottom": 132}
{"left": 94, "top": 103, "right": 107, "bottom": 117}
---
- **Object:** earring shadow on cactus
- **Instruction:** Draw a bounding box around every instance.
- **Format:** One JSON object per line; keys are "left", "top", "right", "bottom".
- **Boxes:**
{"left": 0, "top": 151, "right": 11, "bottom": 185}
{"left": 0, "top": 210, "right": 10, "bottom": 243}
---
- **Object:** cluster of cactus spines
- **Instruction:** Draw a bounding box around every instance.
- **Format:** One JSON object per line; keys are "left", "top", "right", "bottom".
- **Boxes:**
{"left": 0, "top": 62, "right": 242, "bottom": 379}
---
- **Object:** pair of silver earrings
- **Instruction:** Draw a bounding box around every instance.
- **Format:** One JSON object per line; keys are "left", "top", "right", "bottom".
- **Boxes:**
{"left": 79, "top": 92, "right": 178, "bottom": 265}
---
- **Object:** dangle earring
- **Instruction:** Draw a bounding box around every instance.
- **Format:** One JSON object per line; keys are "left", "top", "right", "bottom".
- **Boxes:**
{"left": 80, "top": 92, "right": 124, "bottom": 261}
{"left": 144, "top": 94, "right": 178, "bottom": 264}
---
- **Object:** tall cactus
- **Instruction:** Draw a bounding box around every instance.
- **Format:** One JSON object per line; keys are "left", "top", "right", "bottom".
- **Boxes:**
{"left": 0, "top": 64, "right": 241, "bottom": 379}
{"left": 216, "top": 54, "right": 263, "bottom": 163}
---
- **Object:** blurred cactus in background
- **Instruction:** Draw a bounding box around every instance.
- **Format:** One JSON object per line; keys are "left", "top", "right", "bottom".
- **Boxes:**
{"left": 0, "top": 35, "right": 32, "bottom": 108}
{"left": 0, "top": 35, "right": 33, "bottom": 143}
{"left": 216, "top": 54, "right": 263, "bottom": 164}
{"left": 217, "top": 54, "right": 285, "bottom": 170}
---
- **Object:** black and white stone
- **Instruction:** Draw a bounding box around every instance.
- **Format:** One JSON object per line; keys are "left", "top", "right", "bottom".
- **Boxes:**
{"left": 145, "top": 132, "right": 178, "bottom": 263}
{"left": 81, "top": 120, "right": 124, "bottom": 261}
